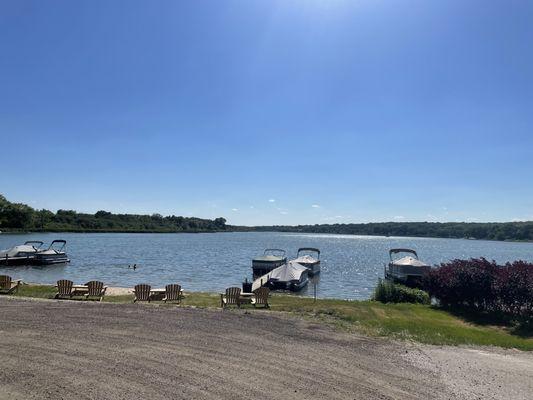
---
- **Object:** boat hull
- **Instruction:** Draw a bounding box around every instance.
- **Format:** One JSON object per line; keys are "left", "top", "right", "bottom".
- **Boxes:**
{"left": 267, "top": 277, "right": 308, "bottom": 292}
{"left": 252, "top": 258, "right": 287, "bottom": 279}
{"left": 385, "top": 263, "right": 430, "bottom": 287}
{"left": 34, "top": 253, "right": 70, "bottom": 265}
{"left": 0, "top": 256, "right": 36, "bottom": 266}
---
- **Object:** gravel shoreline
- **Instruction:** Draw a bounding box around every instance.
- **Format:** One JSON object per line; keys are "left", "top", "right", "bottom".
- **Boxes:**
{"left": 1, "top": 297, "right": 532, "bottom": 400}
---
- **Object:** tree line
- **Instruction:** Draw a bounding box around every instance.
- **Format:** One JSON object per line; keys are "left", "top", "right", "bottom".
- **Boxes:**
{"left": 248, "top": 221, "right": 533, "bottom": 241}
{"left": 2, "top": 194, "right": 532, "bottom": 240}
{"left": 0, "top": 194, "right": 227, "bottom": 233}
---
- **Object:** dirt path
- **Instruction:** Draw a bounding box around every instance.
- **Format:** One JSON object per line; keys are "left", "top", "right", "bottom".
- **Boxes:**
{"left": 1, "top": 297, "right": 531, "bottom": 400}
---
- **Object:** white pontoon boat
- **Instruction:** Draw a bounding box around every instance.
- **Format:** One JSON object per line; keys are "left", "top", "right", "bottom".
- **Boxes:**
{"left": 267, "top": 261, "right": 309, "bottom": 292}
{"left": 34, "top": 240, "right": 70, "bottom": 265}
{"left": 292, "top": 247, "right": 320, "bottom": 275}
{"left": 0, "top": 241, "right": 44, "bottom": 265}
{"left": 252, "top": 248, "right": 287, "bottom": 279}
{"left": 385, "top": 248, "right": 430, "bottom": 286}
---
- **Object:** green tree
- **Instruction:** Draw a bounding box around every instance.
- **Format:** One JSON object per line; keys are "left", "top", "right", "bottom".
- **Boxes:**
{"left": 36, "top": 209, "right": 54, "bottom": 230}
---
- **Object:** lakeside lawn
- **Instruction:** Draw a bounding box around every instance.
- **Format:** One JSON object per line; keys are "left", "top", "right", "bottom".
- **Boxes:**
{"left": 12, "top": 283, "right": 533, "bottom": 351}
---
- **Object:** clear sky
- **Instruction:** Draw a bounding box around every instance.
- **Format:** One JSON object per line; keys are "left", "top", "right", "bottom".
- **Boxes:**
{"left": 1, "top": 0, "right": 532, "bottom": 225}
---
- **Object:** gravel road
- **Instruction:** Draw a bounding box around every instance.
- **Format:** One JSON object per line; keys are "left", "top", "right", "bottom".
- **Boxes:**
{"left": 1, "top": 297, "right": 531, "bottom": 400}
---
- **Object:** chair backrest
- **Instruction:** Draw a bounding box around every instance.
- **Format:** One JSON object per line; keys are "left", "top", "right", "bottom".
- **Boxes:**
{"left": 57, "top": 280, "right": 73, "bottom": 296}
{"left": 86, "top": 281, "right": 105, "bottom": 296}
{"left": 225, "top": 287, "right": 241, "bottom": 304}
{"left": 0, "top": 275, "right": 12, "bottom": 290}
{"left": 165, "top": 284, "right": 181, "bottom": 301}
{"left": 254, "top": 287, "right": 270, "bottom": 305}
{"left": 134, "top": 284, "right": 151, "bottom": 301}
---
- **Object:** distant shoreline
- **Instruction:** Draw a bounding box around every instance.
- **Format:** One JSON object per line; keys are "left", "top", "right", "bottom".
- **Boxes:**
{"left": 2, "top": 194, "right": 532, "bottom": 241}
{"left": 1, "top": 228, "right": 532, "bottom": 243}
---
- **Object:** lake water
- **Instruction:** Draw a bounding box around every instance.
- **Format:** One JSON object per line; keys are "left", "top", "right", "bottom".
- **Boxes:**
{"left": 1, "top": 232, "right": 532, "bottom": 300}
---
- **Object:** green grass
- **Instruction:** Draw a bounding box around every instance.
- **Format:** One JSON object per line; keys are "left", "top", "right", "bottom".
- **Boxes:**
{"left": 9, "top": 284, "right": 533, "bottom": 350}
{"left": 269, "top": 296, "right": 533, "bottom": 350}
{"left": 15, "top": 283, "right": 57, "bottom": 299}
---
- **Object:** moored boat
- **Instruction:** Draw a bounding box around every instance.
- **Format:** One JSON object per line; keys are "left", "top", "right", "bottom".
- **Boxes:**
{"left": 0, "top": 241, "right": 44, "bottom": 265}
{"left": 292, "top": 247, "right": 320, "bottom": 275}
{"left": 252, "top": 248, "right": 287, "bottom": 279}
{"left": 266, "top": 261, "right": 309, "bottom": 291}
{"left": 34, "top": 240, "right": 70, "bottom": 265}
{"left": 385, "top": 248, "right": 430, "bottom": 287}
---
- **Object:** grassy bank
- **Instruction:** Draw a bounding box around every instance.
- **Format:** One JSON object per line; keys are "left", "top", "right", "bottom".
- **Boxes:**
{"left": 10, "top": 284, "right": 533, "bottom": 350}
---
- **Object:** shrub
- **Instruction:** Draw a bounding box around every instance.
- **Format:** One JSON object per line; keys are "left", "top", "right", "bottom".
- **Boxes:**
{"left": 494, "top": 261, "right": 533, "bottom": 320}
{"left": 424, "top": 258, "right": 533, "bottom": 321}
{"left": 373, "top": 280, "right": 430, "bottom": 304}
{"left": 424, "top": 258, "right": 499, "bottom": 311}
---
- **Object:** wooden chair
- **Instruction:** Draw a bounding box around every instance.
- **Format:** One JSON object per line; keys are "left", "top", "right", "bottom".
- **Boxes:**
{"left": 0, "top": 275, "right": 21, "bottom": 295}
{"left": 252, "top": 287, "right": 270, "bottom": 308}
{"left": 220, "top": 287, "right": 241, "bottom": 308}
{"left": 133, "top": 284, "right": 151, "bottom": 303}
{"left": 55, "top": 280, "right": 74, "bottom": 299}
{"left": 163, "top": 284, "right": 182, "bottom": 304}
{"left": 85, "top": 281, "right": 107, "bottom": 301}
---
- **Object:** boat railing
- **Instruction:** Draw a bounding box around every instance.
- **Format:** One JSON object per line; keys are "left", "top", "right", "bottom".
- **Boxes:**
{"left": 389, "top": 248, "right": 418, "bottom": 261}
{"left": 297, "top": 247, "right": 320, "bottom": 259}
{"left": 47, "top": 240, "right": 67, "bottom": 253}
{"left": 24, "top": 241, "right": 44, "bottom": 250}
{"left": 263, "top": 248, "right": 286, "bottom": 257}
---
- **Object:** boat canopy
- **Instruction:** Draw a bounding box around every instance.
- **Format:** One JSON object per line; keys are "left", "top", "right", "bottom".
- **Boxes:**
{"left": 39, "top": 240, "right": 66, "bottom": 254}
{"left": 50, "top": 240, "right": 66, "bottom": 250}
{"left": 391, "top": 256, "right": 429, "bottom": 268}
{"left": 0, "top": 244, "right": 40, "bottom": 258}
{"left": 297, "top": 247, "right": 320, "bottom": 258}
{"left": 264, "top": 248, "right": 286, "bottom": 257}
{"left": 389, "top": 248, "right": 418, "bottom": 260}
{"left": 253, "top": 248, "right": 286, "bottom": 262}
{"left": 254, "top": 255, "right": 285, "bottom": 262}
{"left": 269, "top": 261, "right": 308, "bottom": 282}
{"left": 292, "top": 255, "right": 319, "bottom": 265}
{"left": 24, "top": 241, "right": 44, "bottom": 248}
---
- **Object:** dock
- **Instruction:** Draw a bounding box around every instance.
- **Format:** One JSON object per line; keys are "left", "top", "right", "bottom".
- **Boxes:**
{"left": 251, "top": 269, "right": 277, "bottom": 291}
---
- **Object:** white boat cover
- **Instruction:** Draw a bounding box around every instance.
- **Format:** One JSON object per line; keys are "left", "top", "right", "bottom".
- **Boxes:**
{"left": 253, "top": 255, "right": 285, "bottom": 262}
{"left": 36, "top": 249, "right": 61, "bottom": 255}
{"left": 292, "top": 255, "right": 318, "bottom": 265}
{"left": 391, "top": 256, "right": 429, "bottom": 268}
{"left": 0, "top": 245, "right": 39, "bottom": 258}
{"left": 269, "top": 261, "right": 308, "bottom": 282}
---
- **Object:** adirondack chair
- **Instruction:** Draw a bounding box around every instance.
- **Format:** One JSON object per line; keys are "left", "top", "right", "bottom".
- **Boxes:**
{"left": 55, "top": 280, "right": 74, "bottom": 299}
{"left": 220, "top": 287, "right": 241, "bottom": 308}
{"left": 0, "top": 275, "right": 21, "bottom": 295}
{"left": 163, "top": 284, "right": 182, "bottom": 304}
{"left": 133, "top": 284, "right": 151, "bottom": 302}
{"left": 85, "top": 281, "right": 107, "bottom": 301}
{"left": 252, "top": 287, "right": 270, "bottom": 308}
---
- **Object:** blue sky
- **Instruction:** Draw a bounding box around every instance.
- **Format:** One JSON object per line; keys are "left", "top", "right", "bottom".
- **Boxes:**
{"left": 1, "top": 0, "right": 532, "bottom": 225}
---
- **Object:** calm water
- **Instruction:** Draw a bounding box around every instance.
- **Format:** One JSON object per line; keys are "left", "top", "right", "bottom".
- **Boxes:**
{"left": 1, "top": 232, "right": 532, "bottom": 300}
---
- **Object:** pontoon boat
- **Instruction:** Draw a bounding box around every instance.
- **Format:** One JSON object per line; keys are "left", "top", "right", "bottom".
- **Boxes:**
{"left": 34, "top": 240, "right": 70, "bottom": 265}
{"left": 385, "top": 248, "right": 430, "bottom": 286}
{"left": 267, "top": 261, "right": 309, "bottom": 292}
{"left": 292, "top": 247, "right": 320, "bottom": 275}
{"left": 252, "top": 248, "right": 287, "bottom": 279}
{"left": 0, "top": 241, "right": 44, "bottom": 265}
